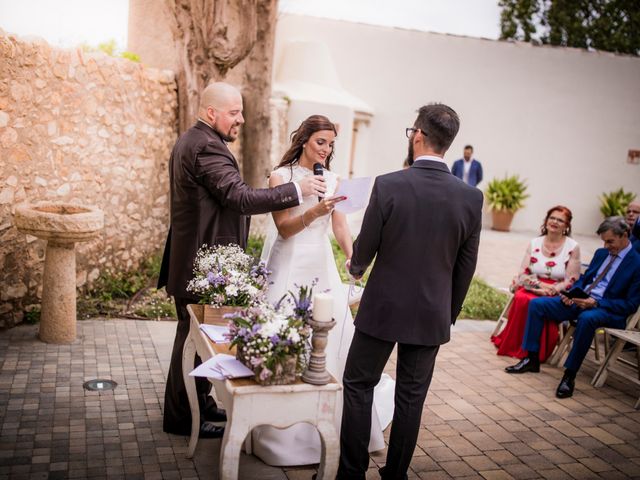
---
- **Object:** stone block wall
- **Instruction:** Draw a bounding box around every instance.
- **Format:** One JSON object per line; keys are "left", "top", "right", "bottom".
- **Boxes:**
{"left": 0, "top": 34, "right": 178, "bottom": 327}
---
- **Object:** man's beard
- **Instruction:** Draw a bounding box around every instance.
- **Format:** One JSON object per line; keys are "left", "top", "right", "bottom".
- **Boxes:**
{"left": 405, "top": 139, "right": 414, "bottom": 166}
{"left": 217, "top": 125, "right": 239, "bottom": 142}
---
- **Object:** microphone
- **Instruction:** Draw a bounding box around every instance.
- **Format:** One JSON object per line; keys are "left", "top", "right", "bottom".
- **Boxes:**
{"left": 313, "top": 162, "right": 323, "bottom": 202}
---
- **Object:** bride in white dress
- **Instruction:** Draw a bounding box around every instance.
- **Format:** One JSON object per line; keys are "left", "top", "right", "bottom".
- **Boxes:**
{"left": 254, "top": 115, "right": 395, "bottom": 466}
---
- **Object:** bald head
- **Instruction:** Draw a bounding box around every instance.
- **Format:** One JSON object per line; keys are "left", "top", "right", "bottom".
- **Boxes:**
{"left": 198, "top": 82, "right": 244, "bottom": 142}
{"left": 626, "top": 199, "right": 640, "bottom": 227}
{"left": 199, "top": 82, "right": 241, "bottom": 112}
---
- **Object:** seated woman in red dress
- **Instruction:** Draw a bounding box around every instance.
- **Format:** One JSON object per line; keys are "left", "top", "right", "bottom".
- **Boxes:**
{"left": 492, "top": 205, "right": 581, "bottom": 362}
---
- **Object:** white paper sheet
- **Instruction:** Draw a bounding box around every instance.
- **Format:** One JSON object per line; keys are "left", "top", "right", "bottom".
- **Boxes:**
{"left": 199, "top": 324, "right": 230, "bottom": 343}
{"left": 189, "top": 353, "right": 254, "bottom": 379}
{"left": 333, "top": 177, "right": 372, "bottom": 214}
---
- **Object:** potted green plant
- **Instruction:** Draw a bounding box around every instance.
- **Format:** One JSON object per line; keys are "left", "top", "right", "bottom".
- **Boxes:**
{"left": 485, "top": 175, "right": 529, "bottom": 232}
{"left": 599, "top": 188, "right": 636, "bottom": 218}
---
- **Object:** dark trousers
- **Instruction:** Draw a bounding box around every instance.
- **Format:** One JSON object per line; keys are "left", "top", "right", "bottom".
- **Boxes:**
{"left": 338, "top": 329, "right": 439, "bottom": 480}
{"left": 522, "top": 297, "right": 626, "bottom": 371}
{"left": 163, "top": 297, "right": 213, "bottom": 435}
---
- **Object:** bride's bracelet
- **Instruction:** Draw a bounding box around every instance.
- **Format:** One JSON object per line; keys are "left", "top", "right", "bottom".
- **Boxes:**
{"left": 301, "top": 211, "right": 309, "bottom": 228}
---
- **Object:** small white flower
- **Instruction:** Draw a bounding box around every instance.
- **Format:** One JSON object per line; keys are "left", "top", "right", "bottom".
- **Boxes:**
{"left": 225, "top": 285, "right": 239, "bottom": 297}
{"left": 288, "top": 328, "right": 300, "bottom": 344}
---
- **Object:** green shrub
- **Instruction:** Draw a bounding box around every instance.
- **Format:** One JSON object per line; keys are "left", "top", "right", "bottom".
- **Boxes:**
{"left": 121, "top": 51, "right": 141, "bottom": 62}
{"left": 81, "top": 39, "right": 141, "bottom": 63}
{"left": 78, "top": 253, "right": 170, "bottom": 319}
{"left": 599, "top": 188, "right": 636, "bottom": 218}
{"left": 133, "top": 289, "right": 176, "bottom": 319}
{"left": 246, "top": 235, "right": 265, "bottom": 260}
{"left": 459, "top": 277, "right": 509, "bottom": 320}
{"left": 24, "top": 308, "right": 41, "bottom": 325}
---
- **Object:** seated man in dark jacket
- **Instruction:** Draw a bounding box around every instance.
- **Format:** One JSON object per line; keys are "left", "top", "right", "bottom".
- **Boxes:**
{"left": 505, "top": 216, "right": 640, "bottom": 398}
{"left": 626, "top": 200, "right": 640, "bottom": 252}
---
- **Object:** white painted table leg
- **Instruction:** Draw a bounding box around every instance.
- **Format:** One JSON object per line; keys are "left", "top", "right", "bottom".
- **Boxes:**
{"left": 182, "top": 333, "right": 200, "bottom": 458}
{"left": 219, "top": 409, "right": 248, "bottom": 480}
{"left": 316, "top": 420, "right": 340, "bottom": 480}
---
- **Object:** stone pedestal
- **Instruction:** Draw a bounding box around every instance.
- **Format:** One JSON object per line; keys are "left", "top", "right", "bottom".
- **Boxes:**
{"left": 14, "top": 202, "right": 104, "bottom": 344}
{"left": 40, "top": 242, "right": 77, "bottom": 343}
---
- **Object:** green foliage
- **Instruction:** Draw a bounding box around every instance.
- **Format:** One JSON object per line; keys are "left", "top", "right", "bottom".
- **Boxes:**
{"left": 459, "top": 277, "right": 510, "bottom": 320}
{"left": 485, "top": 175, "right": 529, "bottom": 212}
{"left": 246, "top": 235, "right": 265, "bottom": 260}
{"left": 81, "top": 38, "right": 141, "bottom": 63}
{"left": 132, "top": 289, "right": 177, "bottom": 319}
{"left": 121, "top": 51, "right": 141, "bottom": 62}
{"left": 499, "top": 0, "right": 541, "bottom": 42}
{"left": 97, "top": 40, "right": 117, "bottom": 56}
{"left": 599, "top": 188, "right": 636, "bottom": 217}
{"left": 24, "top": 308, "right": 41, "bottom": 325}
{"left": 90, "top": 256, "right": 158, "bottom": 302}
{"left": 499, "top": 0, "right": 640, "bottom": 56}
{"left": 78, "top": 252, "right": 174, "bottom": 319}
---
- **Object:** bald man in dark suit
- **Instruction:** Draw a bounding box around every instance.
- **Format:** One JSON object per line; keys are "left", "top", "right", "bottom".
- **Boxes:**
{"left": 158, "top": 82, "right": 325, "bottom": 438}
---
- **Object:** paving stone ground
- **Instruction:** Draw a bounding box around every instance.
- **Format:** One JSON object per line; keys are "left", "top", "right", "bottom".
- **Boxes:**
{"left": 1, "top": 319, "right": 639, "bottom": 480}
{"left": 1, "top": 229, "right": 639, "bottom": 480}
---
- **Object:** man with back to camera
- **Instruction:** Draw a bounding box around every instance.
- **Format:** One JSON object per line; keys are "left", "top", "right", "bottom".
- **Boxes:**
{"left": 337, "top": 104, "right": 483, "bottom": 480}
{"left": 157, "top": 82, "right": 326, "bottom": 438}
{"left": 505, "top": 216, "right": 640, "bottom": 399}
{"left": 451, "top": 144, "right": 483, "bottom": 187}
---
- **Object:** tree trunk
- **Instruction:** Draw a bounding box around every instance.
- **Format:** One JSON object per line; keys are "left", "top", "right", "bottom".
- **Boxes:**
{"left": 165, "top": 0, "right": 278, "bottom": 188}
{"left": 240, "top": 0, "right": 278, "bottom": 188}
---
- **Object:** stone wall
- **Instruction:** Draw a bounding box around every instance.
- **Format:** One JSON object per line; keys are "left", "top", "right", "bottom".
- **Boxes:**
{"left": 0, "top": 33, "right": 178, "bottom": 328}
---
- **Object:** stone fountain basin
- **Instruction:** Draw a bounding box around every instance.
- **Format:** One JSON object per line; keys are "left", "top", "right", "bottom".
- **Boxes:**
{"left": 14, "top": 202, "right": 104, "bottom": 243}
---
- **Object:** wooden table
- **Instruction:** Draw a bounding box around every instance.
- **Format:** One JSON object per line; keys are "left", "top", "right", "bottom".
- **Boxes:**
{"left": 182, "top": 304, "right": 342, "bottom": 480}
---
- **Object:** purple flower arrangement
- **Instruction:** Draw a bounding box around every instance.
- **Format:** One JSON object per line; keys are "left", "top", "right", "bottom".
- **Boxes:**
{"left": 225, "top": 285, "right": 315, "bottom": 384}
{"left": 186, "top": 244, "right": 270, "bottom": 307}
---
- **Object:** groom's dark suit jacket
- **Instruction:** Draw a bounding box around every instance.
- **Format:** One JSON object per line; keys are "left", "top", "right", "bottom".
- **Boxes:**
{"left": 158, "top": 121, "right": 299, "bottom": 299}
{"left": 350, "top": 160, "right": 483, "bottom": 346}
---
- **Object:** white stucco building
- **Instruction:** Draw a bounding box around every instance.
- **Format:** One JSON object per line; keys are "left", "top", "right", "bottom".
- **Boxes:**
{"left": 273, "top": 14, "right": 640, "bottom": 235}
{"left": 128, "top": 7, "right": 640, "bottom": 235}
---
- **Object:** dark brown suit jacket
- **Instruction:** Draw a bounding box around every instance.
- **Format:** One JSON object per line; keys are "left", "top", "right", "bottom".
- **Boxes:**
{"left": 350, "top": 159, "right": 483, "bottom": 346}
{"left": 158, "top": 121, "right": 299, "bottom": 299}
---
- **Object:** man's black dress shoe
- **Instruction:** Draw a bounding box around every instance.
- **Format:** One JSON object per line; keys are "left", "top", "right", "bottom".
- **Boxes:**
{"left": 380, "top": 466, "right": 409, "bottom": 479}
{"left": 556, "top": 376, "right": 575, "bottom": 398}
{"left": 505, "top": 357, "right": 540, "bottom": 374}
{"left": 165, "top": 421, "right": 225, "bottom": 439}
{"left": 203, "top": 406, "right": 227, "bottom": 423}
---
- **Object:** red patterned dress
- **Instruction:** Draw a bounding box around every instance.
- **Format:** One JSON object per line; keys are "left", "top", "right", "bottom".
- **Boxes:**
{"left": 491, "top": 235, "right": 581, "bottom": 361}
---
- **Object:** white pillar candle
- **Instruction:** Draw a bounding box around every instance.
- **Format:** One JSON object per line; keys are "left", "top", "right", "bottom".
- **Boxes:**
{"left": 312, "top": 293, "right": 333, "bottom": 323}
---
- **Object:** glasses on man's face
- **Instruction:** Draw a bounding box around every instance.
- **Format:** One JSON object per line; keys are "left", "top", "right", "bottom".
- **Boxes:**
{"left": 406, "top": 127, "right": 426, "bottom": 138}
{"left": 548, "top": 216, "right": 566, "bottom": 224}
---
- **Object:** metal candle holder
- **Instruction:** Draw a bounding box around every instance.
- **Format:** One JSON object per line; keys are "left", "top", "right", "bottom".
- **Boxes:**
{"left": 302, "top": 318, "right": 336, "bottom": 385}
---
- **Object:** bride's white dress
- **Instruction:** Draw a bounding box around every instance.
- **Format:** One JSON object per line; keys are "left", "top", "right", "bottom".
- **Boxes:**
{"left": 252, "top": 164, "right": 395, "bottom": 466}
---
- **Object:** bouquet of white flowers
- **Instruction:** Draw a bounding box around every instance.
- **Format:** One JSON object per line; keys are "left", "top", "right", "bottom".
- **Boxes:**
{"left": 186, "top": 244, "right": 270, "bottom": 307}
{"left": 225, "top": 285, "right": 314, "bottom": 385}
